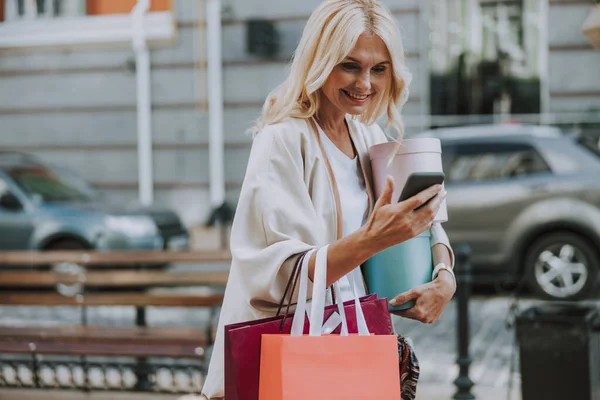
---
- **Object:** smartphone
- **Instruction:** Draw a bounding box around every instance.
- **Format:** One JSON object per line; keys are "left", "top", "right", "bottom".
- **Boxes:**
{"left": 398, "top": 172, "right": 445, "bottom": 205}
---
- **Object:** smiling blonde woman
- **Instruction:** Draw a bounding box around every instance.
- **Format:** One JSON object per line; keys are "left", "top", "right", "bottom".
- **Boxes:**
{"left": 199, "top": 1, "right": 456, "bottom": 399}
{"left": 252, "top": 0, "right": 411, "bottom": 138}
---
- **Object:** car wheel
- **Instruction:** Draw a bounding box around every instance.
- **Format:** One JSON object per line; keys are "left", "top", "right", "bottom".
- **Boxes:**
{"left": 44, "top": 239, "right": 90, "bottom": 295}
{"left": 525, "top": 232, "right": 599, "bottom": 301}
{"left": 45, "top": 239, "right": 89, "bottom": 251}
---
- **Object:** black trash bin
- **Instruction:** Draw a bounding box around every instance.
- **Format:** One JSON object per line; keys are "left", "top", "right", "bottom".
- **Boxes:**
{"left": 516, "top": 303, "right": 600, "bottom": 400}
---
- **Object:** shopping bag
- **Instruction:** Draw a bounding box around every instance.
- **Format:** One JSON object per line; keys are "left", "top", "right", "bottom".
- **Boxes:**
{"left": 260, "top": 334, "right": 400, "bottom": 399}
{"left": 258, "top": 245, "right": 401, "bottom": 400}
{"left": 224, "top": 251, "right": 394, "bottom": 400}
{"left": 224, "top": 251, "right": 306, "bottom": 400}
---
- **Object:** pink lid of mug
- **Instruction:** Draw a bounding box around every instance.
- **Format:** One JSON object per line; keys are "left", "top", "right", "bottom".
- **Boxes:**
{"left": 369, "top": 138, "right": 442, "bottom": 160}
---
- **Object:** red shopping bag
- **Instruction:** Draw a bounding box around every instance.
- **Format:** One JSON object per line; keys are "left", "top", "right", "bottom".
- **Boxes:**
{"left": 224, "top": 251, "right": 394, "bottom": 400}
{"left": 258, "top": 245, "right": 401, "bottom": 400}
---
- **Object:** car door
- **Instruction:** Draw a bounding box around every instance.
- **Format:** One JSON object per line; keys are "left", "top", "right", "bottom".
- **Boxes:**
{"left": 0, "top": 174, "right": 35, "bottom": 250}
{"left": 441, "top": 140, "right": 553, "bottom": 271}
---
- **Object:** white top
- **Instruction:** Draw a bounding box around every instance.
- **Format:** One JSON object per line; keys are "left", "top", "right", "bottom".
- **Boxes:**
{"left": 318, "top": 124, "right": 368, "bottom": 301}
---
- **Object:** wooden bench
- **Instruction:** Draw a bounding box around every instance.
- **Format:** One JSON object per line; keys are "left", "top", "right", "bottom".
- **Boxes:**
{"left": 0, "top": 270, "right": 229, "bottom": 289}
{"left": 0, "top": 291, "right": 225, "bottom": 307}
{"left": 0, "top": 250, "right": 231, "bottom": 393}
{"left": 0, "top": 291, "right": 224, "bottom": 355}
{"left": 0, "top": 250, "right": 231, "bottom": 266}
{"left": 0, "top": 326, "right": 209, "bottom": 358}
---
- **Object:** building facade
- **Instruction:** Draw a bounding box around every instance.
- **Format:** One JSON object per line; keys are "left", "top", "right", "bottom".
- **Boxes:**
{"left": 0, "top": 0, "right": 598, "bottom": 225}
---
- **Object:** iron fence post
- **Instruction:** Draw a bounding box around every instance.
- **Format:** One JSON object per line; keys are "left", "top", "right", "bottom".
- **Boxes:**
{"left": 454, "top": 244, "right": 475, "bottom": 400}
{"left": 134, "top": 307, "right": 153, "bottom": 391}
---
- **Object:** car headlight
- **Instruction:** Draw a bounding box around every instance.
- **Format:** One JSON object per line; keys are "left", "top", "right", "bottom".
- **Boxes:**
{"left": 106, "top": 216, "right": 158, "bottom": 237}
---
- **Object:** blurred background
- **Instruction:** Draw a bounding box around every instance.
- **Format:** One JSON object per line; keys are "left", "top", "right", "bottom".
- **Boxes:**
{"left": 0, "top": 0, "right": 599, "bottom": 399}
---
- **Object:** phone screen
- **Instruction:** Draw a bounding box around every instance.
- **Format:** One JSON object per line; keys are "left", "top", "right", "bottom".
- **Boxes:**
{"left": 398, "top": 172, "right": 445, "bottom": 203}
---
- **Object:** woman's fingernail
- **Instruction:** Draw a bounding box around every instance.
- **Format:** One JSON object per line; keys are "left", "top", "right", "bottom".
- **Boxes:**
{"left": 440, "top": 190, "right": 447, "bottom": 198}
{"left": 389, "top": 299, "right": 397, "bottom": 306}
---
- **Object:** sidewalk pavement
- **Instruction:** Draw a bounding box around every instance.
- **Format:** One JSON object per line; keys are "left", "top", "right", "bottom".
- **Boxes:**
{"left": 393, "top": 296, "right": 528, "bottom": 400}
{"left": 418, "top": 383, "right": 521, "bottom": 400}
{"left": 0, "top": 384, "right": 522, "bottom": 400}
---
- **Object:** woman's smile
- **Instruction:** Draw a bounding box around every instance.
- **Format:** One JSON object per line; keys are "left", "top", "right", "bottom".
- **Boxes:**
{"left": 341, "top": 89, "right": 372, "bottom": 104}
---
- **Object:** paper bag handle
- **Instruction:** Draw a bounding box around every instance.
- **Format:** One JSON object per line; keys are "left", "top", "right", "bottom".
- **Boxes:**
{"left": 291, "top": 245, "right": 370, "bottom": 337}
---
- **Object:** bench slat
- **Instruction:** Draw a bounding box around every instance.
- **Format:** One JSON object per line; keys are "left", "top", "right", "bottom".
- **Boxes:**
{"left": 0, "top": 271, "right": 229, "bottom": 288}
{"left": 0, "top": 326, "right": 206, "bottom": 343}
{"left": 0, "top": 292, "right": 224, "bottom": 307}
{"left": 0, "top": 341, "right": 204, "bottom": 358}
{"left": 0, "top": 325, "right": 208, "bottom": 358}
{"left": 0, "top": 250, "right": 231, "bottom": 266}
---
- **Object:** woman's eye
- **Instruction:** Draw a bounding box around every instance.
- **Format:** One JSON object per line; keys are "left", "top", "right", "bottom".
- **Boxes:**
{"left": 341, "top": 63, "right": 360, "bottom": 71}
{"left": 372, "top": 66, "right": 387, "bottom": 74}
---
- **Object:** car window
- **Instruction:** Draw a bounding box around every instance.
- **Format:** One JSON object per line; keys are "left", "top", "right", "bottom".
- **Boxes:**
{"left": 50, "top": 166, "right": 100, "bottom": 200}
{"left": 0, "top": 178, "right": 12, "bottom": 199}
{"left": 0, "top": 177, "right": 18, "bottom": 211}
{"left": 535, "top": 137, "right": 600, "bottom": 173}
{"left": 443, "top": 142, "right": 551, "bottom": 183}
{"left": 1, "top": 165, "right": 92, "bottom": 203}
{"left": 577, "top": 136, "right": 600, "bottom": 159}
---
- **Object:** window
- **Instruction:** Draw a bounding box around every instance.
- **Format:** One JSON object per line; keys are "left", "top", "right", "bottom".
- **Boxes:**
{"left": 445, "top": 142, "right": 551, "bottom": 182}
{"left": 0, "top": 178, "right": 11, "bottom": 199}
{"left": 0, "top": 0, "right": 175, "bottom": 49}
{"left": 429, "top": 0, "right": 544, "bottom": 117}
{"left": 3, "top": 0, "right": 170, "bottom": 21}
{"left": 538, "top": 138, "right": 600, "bottom": 174}
{"left": 2, "top": 165, "right": 92, "bottom": 203}
{"left": 0, "top": 177, "right": 20, "bottom": 211}
{"left": 3, "top": 0, "right": 85, "bottom": 21}
{"left": 578, "top": 136, "right": 600, "bottom": 159}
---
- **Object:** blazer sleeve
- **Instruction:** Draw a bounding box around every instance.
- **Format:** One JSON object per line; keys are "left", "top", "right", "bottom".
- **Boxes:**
{"left": 430, "top": 222, "right": 455, "bottom": 268}
{"left": 229, "top": 122, "right": 321, "bottom": 310}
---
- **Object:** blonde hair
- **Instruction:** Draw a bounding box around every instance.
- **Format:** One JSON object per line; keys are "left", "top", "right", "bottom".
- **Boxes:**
{"left": 252, "top": 0, "right": 412, "bottom": 139}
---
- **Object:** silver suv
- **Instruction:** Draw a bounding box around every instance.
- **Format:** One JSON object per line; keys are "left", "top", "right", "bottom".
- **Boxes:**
{"left": 411, "top": 124, "right": 600, "bottom": 301}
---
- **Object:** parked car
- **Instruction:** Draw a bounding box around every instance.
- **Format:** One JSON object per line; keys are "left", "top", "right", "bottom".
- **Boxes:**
{"left": 0, "top": 152, "right": 189, "bottom": 254}
{"left": 410, "top": 124, "right": 600, "bottom": 301}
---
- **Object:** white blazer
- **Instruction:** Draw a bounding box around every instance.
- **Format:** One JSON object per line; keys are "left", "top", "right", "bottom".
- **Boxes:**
{"left": 200, "top": 116, "right": 453, "bottom": 399}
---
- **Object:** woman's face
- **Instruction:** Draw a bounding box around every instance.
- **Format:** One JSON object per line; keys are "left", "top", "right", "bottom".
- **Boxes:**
{"left": 320, "top": 34, "right": 392, "bottom": 117}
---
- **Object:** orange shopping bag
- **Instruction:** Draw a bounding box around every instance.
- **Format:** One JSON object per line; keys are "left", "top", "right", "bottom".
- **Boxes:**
{"left": 258, "top": 246, "right": 401, "bottom": 400}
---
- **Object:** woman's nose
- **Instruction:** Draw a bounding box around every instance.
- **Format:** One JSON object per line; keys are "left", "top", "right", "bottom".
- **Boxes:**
{"left": 356, "top": 72, "right": 371, "bottom": 92}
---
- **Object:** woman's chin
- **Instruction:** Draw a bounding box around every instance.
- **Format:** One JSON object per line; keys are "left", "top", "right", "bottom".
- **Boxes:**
{"left": 344, "top": 105, "right": 369, "bottom": 115}
{"left": 345, "top": 110, "right": 363, "bottom": 116}
{"left": 340, "top": 97, "right": 373, "bottom": 115}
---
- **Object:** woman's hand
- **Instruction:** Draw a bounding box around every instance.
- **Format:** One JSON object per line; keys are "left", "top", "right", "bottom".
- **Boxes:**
{"left": 389, "top": 270, "right": 456, "bottom": 323}
{"left": 361, "top": 176, "right": 446, "bottom": 253}
{"left": 309, "top": 177, "right": 446, "bottom": 287}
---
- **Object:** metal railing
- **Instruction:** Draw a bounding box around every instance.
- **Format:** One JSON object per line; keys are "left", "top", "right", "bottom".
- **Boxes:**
{"left": 0, "top": 356, "right": 203, "bottom": 393}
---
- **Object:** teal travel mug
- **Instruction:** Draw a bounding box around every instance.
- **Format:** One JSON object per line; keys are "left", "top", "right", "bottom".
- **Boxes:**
{"left": 362, "top": 230, "right": 433, "bottom": 311}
